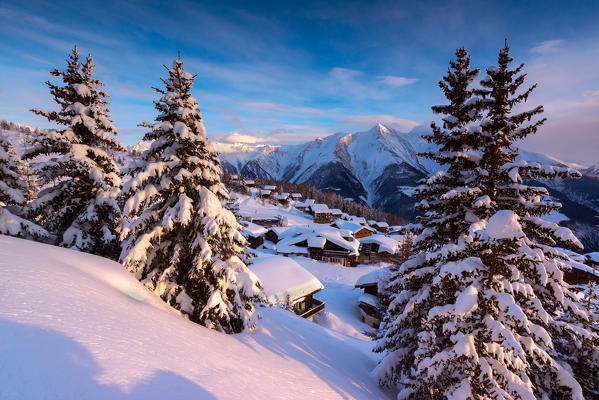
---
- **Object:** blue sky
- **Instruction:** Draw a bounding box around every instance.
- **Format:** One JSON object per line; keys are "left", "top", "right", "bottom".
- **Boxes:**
{"left": 1, "top": 0, "right": 598, "bottom": 163}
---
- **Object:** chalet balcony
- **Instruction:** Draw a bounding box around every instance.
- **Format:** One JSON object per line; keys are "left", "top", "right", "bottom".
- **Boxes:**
{"left": 299, "top": 298, "right": 325, "bottom": 319}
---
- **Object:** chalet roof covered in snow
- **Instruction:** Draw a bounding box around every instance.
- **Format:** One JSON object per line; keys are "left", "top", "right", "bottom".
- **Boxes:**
{"left": 263, "top": 185, "right": 276, "bottom": 190}
{"left": 243, "top": 179, "right": 254, "bottom": 184}
{"left": 240, "top": 221, "right": 268, "bottom": 237}
{"left": 275, "top": 225, "right": 360, "bottom": 255}
{"left": 359, "top": 235, "right": 400, "bottom": 254}
{"left": 248, "top": 256, "right": 324, "bottom": 303}
{"left": 277, "top": 193, "right": 290, "bottom": 200}
{"left": 355, "top": 267, "right": 392, "bottom": 288}
{"left": 308, "top": 235, "right": 327, "bottom": 248}
{"left": 291, "top": 193, "right": 302, "bottom": 198}
{"left": 358, "top": 294, "right": 380, "bottom": 308}
{"left": 332, "top": 219, "right": 375, "bottom": 234}
{"left": 311, "top": 204, "right": 330, "bottom": 214}
{"left": 260, "top": 189, "right": 271, "bottom": 195}
{"left": 329, "top": 209, "right": 342, "bottom": 215}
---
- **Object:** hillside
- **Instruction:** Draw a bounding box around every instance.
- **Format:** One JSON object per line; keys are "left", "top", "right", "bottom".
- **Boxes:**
{"left": 0, "top": 235, "right": 389, "bottom": 399}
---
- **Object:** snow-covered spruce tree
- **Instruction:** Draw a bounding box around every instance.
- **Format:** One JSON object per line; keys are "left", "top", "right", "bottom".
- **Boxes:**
{"left": 25, "top": 46, "right": 123, "bottom": 259}
{"left": 374, "top": 47, "right": 485, "bottom": 397}
{"left": 375, "top": 43, "right": 599, "bottom": 399}
{"left": 120, "top": 58, "right": 262, "bottom": 333}
{"left": 473, "top": 42, "right": 599, "bottom": 398}
{"left": 0, "top": 130, "right": 49, "bottom": 240}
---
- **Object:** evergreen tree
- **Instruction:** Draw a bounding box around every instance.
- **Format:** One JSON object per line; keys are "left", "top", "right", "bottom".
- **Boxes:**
{"left": 375, "top": 44, "right": 599, "bottom": 399}
{"left": 120, "top": 58, "right": 262, "bottom": 333}
{"left": 374, "top": 47, "right": 485, "bottom": 397}
{"left": 0, "top": 131, "right": 49, "bottom": 239}
{"left": 25, "top": 46, "right": 123, "bottom": 259}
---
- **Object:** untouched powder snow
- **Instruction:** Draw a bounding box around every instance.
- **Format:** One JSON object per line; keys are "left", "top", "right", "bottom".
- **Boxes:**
{"left": 0, "top": 235, "right": 388, "bottom": 399}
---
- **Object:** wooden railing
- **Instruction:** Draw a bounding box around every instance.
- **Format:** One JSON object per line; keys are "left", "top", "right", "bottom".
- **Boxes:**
{"left": 300, "top": 299, "right": 325, "bottom": 319}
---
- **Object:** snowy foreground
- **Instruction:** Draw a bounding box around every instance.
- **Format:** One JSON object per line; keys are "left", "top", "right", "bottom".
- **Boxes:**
{"left": 0, "top": 235, "right": 389, "bottom": 399}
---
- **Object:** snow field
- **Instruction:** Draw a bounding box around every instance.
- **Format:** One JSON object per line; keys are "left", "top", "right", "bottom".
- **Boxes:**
{"left": 0, "top": 235, "right": 389, "bottom": 399}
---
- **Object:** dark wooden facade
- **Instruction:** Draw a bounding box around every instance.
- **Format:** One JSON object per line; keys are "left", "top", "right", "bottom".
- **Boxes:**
{"left": 294, "top": 295, "right": 325, "bottom": 319}
{"left": 564, "top": 266, "right": 599, "bottom": 285}
{"left": 308, "top": 240, "right": 357, "bottom": 267}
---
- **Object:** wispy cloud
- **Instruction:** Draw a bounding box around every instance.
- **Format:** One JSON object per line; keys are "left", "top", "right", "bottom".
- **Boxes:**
{"left": 377, "top": 75, "right": 418, "bottom": 87}
{"left": 531, "top": 39, "right": 565, "bottom": 55}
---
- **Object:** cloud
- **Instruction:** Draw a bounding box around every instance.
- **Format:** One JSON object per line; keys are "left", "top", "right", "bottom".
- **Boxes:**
{"left": 377, "top": 75, "right": 418, "bottom": 87}
{"left": 219, "top": 131, "right": 270, "bottom": 144}
{"left": 340, "top": 114, "right": 421, "bottom": 131}
{"left": 531, "top": 39, "right": 565, "bottom": 54}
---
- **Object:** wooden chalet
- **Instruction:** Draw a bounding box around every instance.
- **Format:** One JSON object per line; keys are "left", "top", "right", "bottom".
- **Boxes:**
{"left": 240, "top": 221, "right": 267, "bottom": 249}
{"left": 373, "top": 221, "right": 389, "bottom": 233}
{"left": 311, "top": 204, "right": 332, "bottom": 224}
{"left": 294, "top": 199, "right": 315, "bottom": 212}
{"left": 330, "top": 219, "right": 375, "bottom": 239}
{"left": 259, "top": 189, "right": 272, "bottom": 200}
{"left": 354, "top": 267, "right": 392, "bottom": 327}
{"left": 308, "top": 236, "right": 358, "bottom": 266}
{"left": 291, "top": 193, "right": 303, "bottom": 201}
{"left": 277, "top": 192, "right": 290, "bottom": 206}
{"left": 248, "top": 255, "right": 325, "bottom": 319}
{"left": 275, "top": 226, "right": 359, "bottom": 267}
{"left": 243, "top": 179, "right": 255, "bottom": 187}
{"left": 358, "top": 234, "right": 401, "bottom": 264}
{"left": 329, "top": 209, "right": 343, "bottom": 219}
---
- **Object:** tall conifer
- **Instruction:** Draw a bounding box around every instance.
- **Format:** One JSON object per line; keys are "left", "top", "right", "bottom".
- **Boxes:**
{"left": 375, "top": 44, "right": 598, "bottom": 399}
{"left": 120, "top": 58, "right": 262, "bottom": 333}
{"left": 26, "top": 46, "right": 123, "bottom": 259}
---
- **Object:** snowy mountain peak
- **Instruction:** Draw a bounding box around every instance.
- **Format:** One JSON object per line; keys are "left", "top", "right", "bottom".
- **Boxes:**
{"left": 368, "top": 123, "right": 392, "bottom": 136}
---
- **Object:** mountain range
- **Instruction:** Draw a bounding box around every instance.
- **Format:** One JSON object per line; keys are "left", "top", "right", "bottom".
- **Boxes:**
{"left": 218, "top": 123, "right": 599, "bottom": 249}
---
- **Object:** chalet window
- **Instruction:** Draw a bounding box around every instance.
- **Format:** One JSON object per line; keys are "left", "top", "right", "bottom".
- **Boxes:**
{"left": 294, "top": 301, "right": 306, "bottom": 313}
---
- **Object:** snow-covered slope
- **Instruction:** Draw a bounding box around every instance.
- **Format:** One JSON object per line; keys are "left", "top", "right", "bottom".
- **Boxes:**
{"left": 0, "top": 235, "right": 388, "bottom": 399}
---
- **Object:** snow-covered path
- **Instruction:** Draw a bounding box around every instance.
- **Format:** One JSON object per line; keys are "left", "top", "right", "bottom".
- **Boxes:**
{"left": 0, "top": 235, "right": 389, "bottom": 400}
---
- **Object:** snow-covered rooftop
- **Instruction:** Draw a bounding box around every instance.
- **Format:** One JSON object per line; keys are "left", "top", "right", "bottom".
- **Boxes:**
{"left": 329, "top": 209, "right": 342, "bottom": 215}
{"left": 359, "top": 234, "right": 400, "bottom": 254}
{"left": 260, "top": 189, "right": 271, "bottom": 195}
{"left": 308, "top": 236, "right": 327, "bottom": 249}
{"left": 275, "top": 225, "right": 360, "bottom": 255}
{"left": 358, "top": 294, "right": 380, "bottom": 308}
{"left": 248, "top": 256, "right": 324, "bottom": 302}
{"left": 311, "top": 204, "right": 330, "bottom": 214}
{"left": 332, "top": 219, "right": 375, "bottom": 234}
{"left": 355, "top": 267, "right": 392, "bottom": 288}
{"left": 240, "top": 221, "right": 268, "bottom": 237}
{"left": 263, "top": 185, "right": 276, "bottom": 190}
